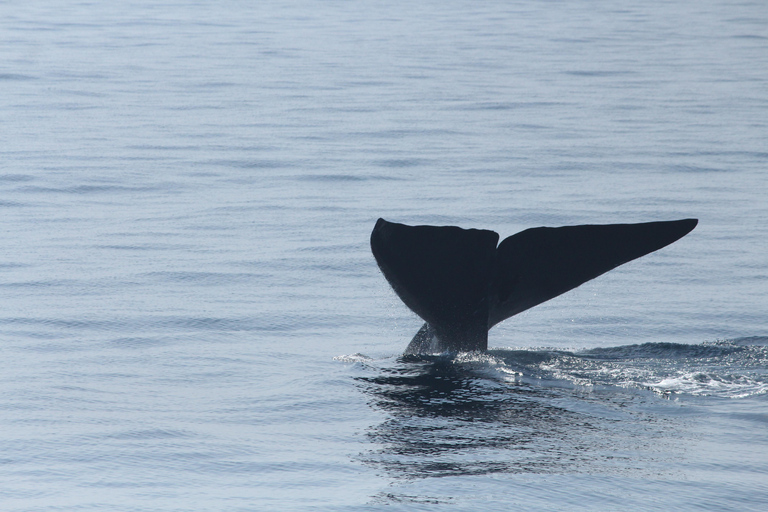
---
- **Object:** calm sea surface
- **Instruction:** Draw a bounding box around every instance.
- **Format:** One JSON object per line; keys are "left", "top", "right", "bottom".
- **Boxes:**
{"left": 1, "top": 1, "right": 767, "bottom": 510}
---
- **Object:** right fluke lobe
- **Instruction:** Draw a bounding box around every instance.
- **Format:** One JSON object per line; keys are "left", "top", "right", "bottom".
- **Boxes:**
{"left": 489, "top": 218, "right": 699, "bottom": 326}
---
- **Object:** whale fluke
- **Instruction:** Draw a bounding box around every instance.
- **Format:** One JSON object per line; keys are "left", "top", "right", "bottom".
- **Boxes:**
{"left": 370, "top": 218, "right": 697, "bottom": 354}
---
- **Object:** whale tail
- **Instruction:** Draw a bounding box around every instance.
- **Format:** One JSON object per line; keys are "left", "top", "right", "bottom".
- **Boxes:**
{"left": 370, "top": 217, "right": 698, "bottom": 353}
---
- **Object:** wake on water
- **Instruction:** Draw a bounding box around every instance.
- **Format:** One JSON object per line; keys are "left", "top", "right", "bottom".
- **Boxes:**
{"left": 338, "top": 337, "right": 768, "bottom": 400}
{"left": 546, "top": 337, "right": 768, "bottom": 399}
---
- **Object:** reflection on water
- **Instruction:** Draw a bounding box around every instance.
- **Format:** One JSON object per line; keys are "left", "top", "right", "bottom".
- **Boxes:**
{"left": 357, "top": 354, "right": 681, "bottom": 480}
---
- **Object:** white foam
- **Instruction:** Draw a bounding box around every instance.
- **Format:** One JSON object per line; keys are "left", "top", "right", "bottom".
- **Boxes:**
{"left": 646, "top": 372, "right": 768, "bottom": 398}
{"left": 333, "top": 353, "right": 375, "bottom": 363}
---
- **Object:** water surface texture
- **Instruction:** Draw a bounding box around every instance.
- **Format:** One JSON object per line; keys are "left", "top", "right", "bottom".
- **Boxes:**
{"left": 1, "top": 1, "right": 767, "bottom": 510}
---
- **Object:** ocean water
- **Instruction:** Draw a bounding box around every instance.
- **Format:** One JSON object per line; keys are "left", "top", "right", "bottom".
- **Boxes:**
{"left": 1, "top": 0, "right": 767, "bottom": 510}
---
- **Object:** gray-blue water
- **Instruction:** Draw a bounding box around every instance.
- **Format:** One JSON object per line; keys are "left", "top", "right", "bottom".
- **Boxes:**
{"left": 1, "top": 1, "right": 767, "bottom": 510}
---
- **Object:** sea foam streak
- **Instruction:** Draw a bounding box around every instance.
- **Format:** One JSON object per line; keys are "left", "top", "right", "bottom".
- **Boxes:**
{"left": 496, "top": 339, "right": 768, "bottom": 398}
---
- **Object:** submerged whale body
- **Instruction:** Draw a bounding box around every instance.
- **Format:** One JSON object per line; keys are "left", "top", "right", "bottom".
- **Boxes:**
{"left": 370, "top": 217, "right": 698, "bottom": 354}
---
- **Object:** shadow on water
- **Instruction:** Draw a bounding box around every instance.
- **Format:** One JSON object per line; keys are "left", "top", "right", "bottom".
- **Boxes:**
{"left": 355, "top": 353, "right": 677, "bottom": 480}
